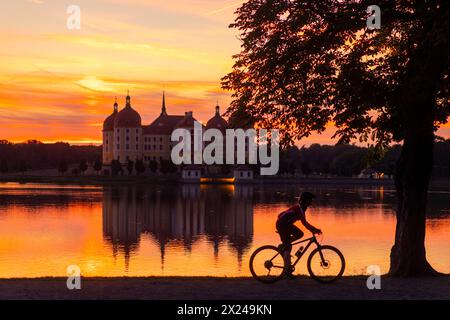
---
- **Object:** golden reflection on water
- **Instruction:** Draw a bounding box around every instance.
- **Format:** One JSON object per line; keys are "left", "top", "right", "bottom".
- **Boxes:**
{"left": 0, "top": 183, "right": 448, "bottom": 278}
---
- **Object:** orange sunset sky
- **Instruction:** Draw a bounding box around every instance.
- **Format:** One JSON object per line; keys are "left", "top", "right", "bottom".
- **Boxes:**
{"left": 1, "top": 0, "right": 449, "bottom": 145}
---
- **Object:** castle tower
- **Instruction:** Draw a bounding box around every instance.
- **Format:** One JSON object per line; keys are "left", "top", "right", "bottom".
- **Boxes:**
{"left": 102, "top": 98, "right": 118, "bottom": 165}
{"left": 113, "top": 92, "right": 143, "bottom": 166}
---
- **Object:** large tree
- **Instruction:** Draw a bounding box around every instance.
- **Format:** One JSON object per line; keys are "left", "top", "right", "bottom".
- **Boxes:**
{"left": 222, "top": 0, "right": 449, "bottom": 276}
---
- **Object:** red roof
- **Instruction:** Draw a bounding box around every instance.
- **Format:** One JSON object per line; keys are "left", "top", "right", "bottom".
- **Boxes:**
{"left": 143, "top": 114, "right": 185, "bottom": 135}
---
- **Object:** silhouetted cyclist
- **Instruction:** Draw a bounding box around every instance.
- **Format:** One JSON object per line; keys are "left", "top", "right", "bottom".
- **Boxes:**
{"left": 276, "top": 191, "right": 322, "bottom": 277}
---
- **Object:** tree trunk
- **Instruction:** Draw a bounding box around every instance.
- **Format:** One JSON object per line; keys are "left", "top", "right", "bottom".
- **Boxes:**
{"left": 390, "top": 121, "right": 437, "bottom": 276}
{"left": 389, "top": 4, "right": 449, "bottom": 276}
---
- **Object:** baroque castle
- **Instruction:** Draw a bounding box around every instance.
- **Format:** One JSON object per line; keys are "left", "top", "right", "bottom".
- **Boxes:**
{"left": 102, "top": 92, "right": 229, "bottom": 169}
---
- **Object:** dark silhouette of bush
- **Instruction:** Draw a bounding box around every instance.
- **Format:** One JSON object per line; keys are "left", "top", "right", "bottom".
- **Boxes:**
{"left": 111, "top": 160, "right": 122, "bottom": 176}
{"left": 0, "top": 159, "right": 8, "bottom": 174}
{"left": 18, "top": 160, "right": 28, "bottom": 174}
{"left": 149, "top": 160, "right": 158, "bottom": 173}
{"left": 58, "top": 159, "right": 68, "bottom": 175}
{"left": 93, "top": 159, "right": 102, "bottom": 175}
{"left": 126, "top": 159, "right": 134, "bottom": 175}
{"left": 135, "top": 159, "right": 145, "bottom": 175}
{"left": 79, "top": 159, "right": 88, "bottom": 174}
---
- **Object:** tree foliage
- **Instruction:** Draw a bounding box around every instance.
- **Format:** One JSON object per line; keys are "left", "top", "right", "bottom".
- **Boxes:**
{"left": 126, "top": 159, "right": 134, "bottom": 175}
{"left": 93, "top": 159, "right": 102, "bottom": 174}
{"left": 222, "top": 0, "right": 449, "bottom": 146}
{"left": 149, "top": 160, "right": 158, "bottom": 173}
{"left": 135, "top": 159, "right": 146, "bottom": 175}
{"left": 111, "top": 160, "right": 122, "bottom": 176}
{"left": 0, "top": 141, "right": 101, "bottom": 171}
{"left": 79, "top": 159, "right": 88, "bottom": 174}
{"left": 0, "top": 159, "right": 8, "bottom": 174}
{"left": 58, "top": 159, "right": 68, "bottom": 175}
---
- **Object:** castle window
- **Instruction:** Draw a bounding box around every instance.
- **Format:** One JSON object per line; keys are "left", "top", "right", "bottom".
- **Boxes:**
{"left": 126, "top": 136, "right": 129, "bottom": 141}
{"left": 136, "top": 145, "right": 138, "bottom": 151}
{"left": 136, "top": 137, "right": 138, "bottom": 142}
{"left": 160, "top": 145, "right": 162, "bottom": 150}
{"left": 126, "top": 144, "right": 129, "bottom": 150}
{"left": 154, "top": 137, "right": 156, "bottom": 142}
{"left": 117, "top": 144, "right": 120, "bottom": 150}
{"left": 126, "top": 128, "right": 130, "bottom": 133}
{"left": 160, "top": 137, "right": 162, "bottom": 142}
{"left": 154, "top": 144, "right": 156, "bottom": 149}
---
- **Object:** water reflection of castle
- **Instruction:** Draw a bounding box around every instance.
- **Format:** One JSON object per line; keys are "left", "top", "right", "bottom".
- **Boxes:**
{"left": 102, "top": 185, "right": 253, "bottom": 270}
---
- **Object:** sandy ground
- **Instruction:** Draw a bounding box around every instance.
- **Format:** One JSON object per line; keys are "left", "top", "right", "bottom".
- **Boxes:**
{"left": 0, "top": 276, "right": 448, "bottom": 300}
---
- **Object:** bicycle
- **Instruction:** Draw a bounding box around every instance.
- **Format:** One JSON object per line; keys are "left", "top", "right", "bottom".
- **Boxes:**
{"left": 249, "top": 233, "right": 345, "bottom": 283}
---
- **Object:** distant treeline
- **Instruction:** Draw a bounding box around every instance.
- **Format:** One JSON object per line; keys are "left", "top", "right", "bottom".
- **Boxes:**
{"left": 0, "top": 140, "right": 101, "bottom": 173}
{"left": 1, "top": 139, "right": 449, "bottom": 177}
{"left": 279, "top": 139, "right": 450, "bottom": 178}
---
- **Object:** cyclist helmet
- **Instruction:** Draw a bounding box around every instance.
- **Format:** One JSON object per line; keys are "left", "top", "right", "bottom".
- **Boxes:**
{"left": 299, "top": 191, "right": 315, "bottom": 204}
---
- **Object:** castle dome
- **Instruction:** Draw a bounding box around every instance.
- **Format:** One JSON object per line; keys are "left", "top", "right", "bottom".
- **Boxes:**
{"left": 206, "top": 104, "right": 227, "bottom": 131}
{"left": 114, "top": 94, "right": 142, "bottom": 128}
{"left": 103, "top": 98, "right": 118, "bottom": 131}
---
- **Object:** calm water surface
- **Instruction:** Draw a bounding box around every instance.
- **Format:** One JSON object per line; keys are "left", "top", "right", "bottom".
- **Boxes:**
{"left": 0, "top": 182, "right": 448, "bottom": 278}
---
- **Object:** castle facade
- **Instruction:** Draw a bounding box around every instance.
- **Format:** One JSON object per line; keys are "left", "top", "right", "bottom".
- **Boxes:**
{"left": 102, "top": 92, "right": 228, "bottom": 168}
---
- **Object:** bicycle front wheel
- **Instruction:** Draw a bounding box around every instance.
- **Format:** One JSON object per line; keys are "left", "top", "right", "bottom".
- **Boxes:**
{"left": 249, "top": 245, "right": 285, "bottom": 283}
{"left": 307, "top": 245, "right": 345, "bottom": 283}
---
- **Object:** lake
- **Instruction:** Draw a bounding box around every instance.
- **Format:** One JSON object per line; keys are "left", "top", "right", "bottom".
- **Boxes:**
{"left": 0, "top": 182, "right": 448, "bottom": 278}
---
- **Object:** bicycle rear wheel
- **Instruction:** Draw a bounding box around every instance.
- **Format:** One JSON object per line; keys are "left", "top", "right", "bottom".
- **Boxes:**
{"left": 307, "top": 245, "right": 345, "bottom": 283}
{"left": 249, "top": 245, "right": 285, "bottom": 283}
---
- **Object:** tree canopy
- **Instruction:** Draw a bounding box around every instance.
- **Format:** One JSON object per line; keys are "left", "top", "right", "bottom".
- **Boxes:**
{"left": 222, "top": 0, "right": 449, "bottom": 146}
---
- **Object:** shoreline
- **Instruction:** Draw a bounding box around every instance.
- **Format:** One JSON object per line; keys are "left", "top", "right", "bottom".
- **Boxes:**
{"left": 0, "top": 275, "right": 448, "bottom": 300}
{"left": 0, "top": 175, "right": 400, "bottom": 186}
{"left": 2, "top": 176, "right": 450, "bottom": 189}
